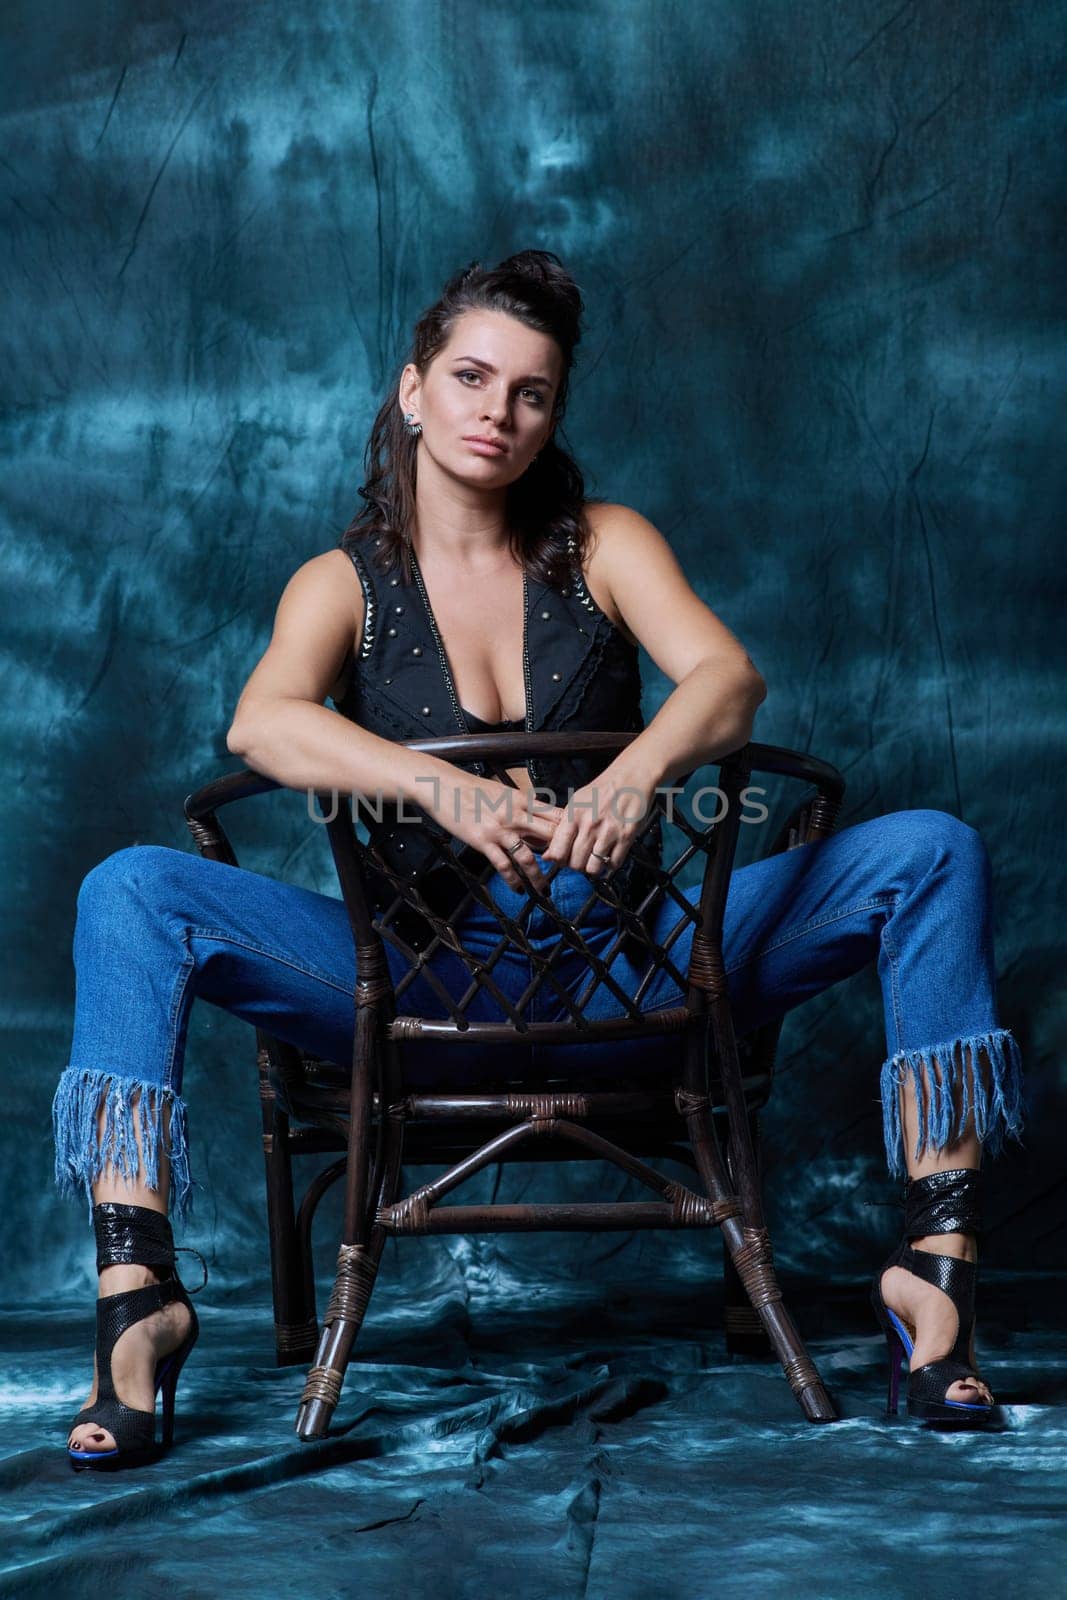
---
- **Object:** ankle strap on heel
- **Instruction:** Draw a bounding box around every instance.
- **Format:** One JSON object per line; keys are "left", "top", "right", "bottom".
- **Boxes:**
{"left": 902, "top": 1168, "right": 982, "bottom": 1241}
{"left": 92, "top": 1202, "right": 175, "bottom": 1274}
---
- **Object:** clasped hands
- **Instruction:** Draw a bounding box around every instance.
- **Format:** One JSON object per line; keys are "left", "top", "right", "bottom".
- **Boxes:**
{"left": 448, "top": 765, "right": 656, "bottom": 895}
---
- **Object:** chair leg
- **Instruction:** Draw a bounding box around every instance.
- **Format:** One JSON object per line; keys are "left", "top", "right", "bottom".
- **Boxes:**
{"left": 260, "top": 1077, "right": 318, "bottom": 1366}
{"left": 294, "top": 1092, "right": 404, "bottom": 1441}
{"left": 722, "top": 1218, "right": 836, "bottom": 1420}
{"left": 295, "top": 1228, "right": 387, "bottom": 1440}
{"left": 723, "top": 1243, "right": 773, "bottom": 1356}
{"left": 683, "top": 1090, "right": 837, "bottom": 1421}
{"left": 722, "top": 1110, "right": 772, "bottom": 1356}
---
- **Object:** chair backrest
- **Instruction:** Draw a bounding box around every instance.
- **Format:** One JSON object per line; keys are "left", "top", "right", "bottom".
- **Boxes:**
{"left": 183, "top": 736, "right": 844, "bottom": 1117}
{"left": 315, "top": 731, "right": 753, "bottom": 1056}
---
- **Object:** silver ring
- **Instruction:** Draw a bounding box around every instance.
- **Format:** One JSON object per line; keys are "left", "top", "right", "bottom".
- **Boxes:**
{"left": 503, "top": 840, "right": 524, "bottom": 855}
{"left": 590, "top": 848, "right": 613, "bottom": 862}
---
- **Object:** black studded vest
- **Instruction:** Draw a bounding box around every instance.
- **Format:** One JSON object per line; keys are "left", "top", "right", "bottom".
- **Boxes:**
{"left": 331, "top": 529, "right": 662, "bottom": 947}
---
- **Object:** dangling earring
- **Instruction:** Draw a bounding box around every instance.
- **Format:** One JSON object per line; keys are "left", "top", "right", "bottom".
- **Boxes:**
{"left": 403, "top": 412, "right": 423, "bottom": 439}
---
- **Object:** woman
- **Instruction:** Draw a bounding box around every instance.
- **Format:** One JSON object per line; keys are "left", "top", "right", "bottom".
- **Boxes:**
{"left": 55, "top": 250, "right": 1023, "bottom": 1468}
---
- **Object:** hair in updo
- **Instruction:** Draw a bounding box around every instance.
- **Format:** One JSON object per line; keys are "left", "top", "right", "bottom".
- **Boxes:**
{"left": 343, "top": 249, "right": 597, "bottom": 588}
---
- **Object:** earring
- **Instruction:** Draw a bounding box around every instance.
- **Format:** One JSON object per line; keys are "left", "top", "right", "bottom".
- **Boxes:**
{"left": 403, "top": 412, "right": 423, "bottom": 439}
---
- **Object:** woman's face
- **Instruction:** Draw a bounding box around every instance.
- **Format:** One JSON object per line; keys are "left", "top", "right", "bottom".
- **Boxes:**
{"left": 401, "top": 309, "right": 562, "bottom": 484}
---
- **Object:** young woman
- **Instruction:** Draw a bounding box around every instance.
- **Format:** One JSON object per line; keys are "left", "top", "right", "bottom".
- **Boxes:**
{"left": 55, "top": 250, "right": 1023, "bottom": 1468}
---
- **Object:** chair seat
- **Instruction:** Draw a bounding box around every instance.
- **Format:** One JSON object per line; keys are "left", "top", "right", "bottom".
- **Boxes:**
{"left": 290, "top": 1030, "right": 773, "bottom": 1105}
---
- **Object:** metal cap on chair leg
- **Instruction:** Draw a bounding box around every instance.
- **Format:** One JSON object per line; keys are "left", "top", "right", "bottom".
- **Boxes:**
{"left": 297, "top": 1350, "right": 346, "bottom": 1438}
{"left": 798, "top": 1382, "right": 837, "bottom": 1422}
{"left": 297, "top": 1391, "right": 337, "bottom": 1441}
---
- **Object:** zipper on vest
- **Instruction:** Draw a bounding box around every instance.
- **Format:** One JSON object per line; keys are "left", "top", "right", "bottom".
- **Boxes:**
{"left": 521, "top": 570, "right": 539, "bottom": 787}
{"left": 409, "top": 550, "right": 469, "bottom": 736}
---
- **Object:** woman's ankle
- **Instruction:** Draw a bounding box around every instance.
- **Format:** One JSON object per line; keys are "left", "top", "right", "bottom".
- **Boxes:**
{"left": 911, "top": 1229, "right": 977, "bottom": 1264}
{"left": 97, "top": 1262, "right": 163, "bottom": 1296}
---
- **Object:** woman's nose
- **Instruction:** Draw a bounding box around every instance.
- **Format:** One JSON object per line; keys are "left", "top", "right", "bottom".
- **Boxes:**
{"left": 481, "top": 390, "right": 510, "bottom": 423}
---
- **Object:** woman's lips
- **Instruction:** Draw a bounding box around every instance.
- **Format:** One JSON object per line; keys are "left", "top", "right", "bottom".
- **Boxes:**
{"left": 463, "top": 437, "right": 508, "bottom": 455}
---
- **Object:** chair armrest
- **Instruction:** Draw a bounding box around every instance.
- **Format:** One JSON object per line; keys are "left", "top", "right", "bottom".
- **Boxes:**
{"left": 743, "top": 741, "right": 846, "bottom": 851}
{"left": 183, "top": 766, "right": 283, "bottom": 865}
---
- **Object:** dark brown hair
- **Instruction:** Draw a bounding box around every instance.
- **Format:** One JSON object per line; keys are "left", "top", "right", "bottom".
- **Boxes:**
{"left": 342, "top": 249, "right": 597, "bottom": 589}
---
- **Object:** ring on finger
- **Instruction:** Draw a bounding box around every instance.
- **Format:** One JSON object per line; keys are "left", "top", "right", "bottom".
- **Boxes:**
{"left": 503, "top": 839, "right": 524, "bottom": 855}
{"left": 589, "top": 848, "right": 613, "bottom": 863}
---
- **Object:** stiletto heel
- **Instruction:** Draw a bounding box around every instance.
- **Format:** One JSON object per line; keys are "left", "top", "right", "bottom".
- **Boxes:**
{"left": 67, "top": 1202, "right": 207, "bottom": 1472}
{"left": 157, "top": 1330, "right": 198, "bottom": 1450}
{"left": 870, "top": 1285, "right": 906, "bottom": 1417}
{"left": 869, "top": 1169, "right": 995, "bottom": 1429}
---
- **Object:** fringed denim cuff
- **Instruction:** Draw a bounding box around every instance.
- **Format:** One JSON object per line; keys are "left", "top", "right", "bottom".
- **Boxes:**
{"left": 51, "top": 1067, "right": 192, "bottom": 1223}
{"left": 879, "top": 1027, "right": 1024, "bottom": 1178}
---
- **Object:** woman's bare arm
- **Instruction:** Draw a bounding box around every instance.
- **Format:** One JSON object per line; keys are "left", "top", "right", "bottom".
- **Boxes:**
{"left": 543, "top": 503, "right": 767, "bottom": 872}
{"left": 226, "top": 551, "right": 446, "bottom": 800}
{"left": 225, "top": 551, "right": 562, "bottom": 888}
{"left": 585, "top": 502, "right": 767, "bottom": 789}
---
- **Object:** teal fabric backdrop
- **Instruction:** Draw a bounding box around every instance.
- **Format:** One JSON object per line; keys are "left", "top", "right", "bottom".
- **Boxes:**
{"left": 2, "top": 1, "right": 1064, "bottom": 1593}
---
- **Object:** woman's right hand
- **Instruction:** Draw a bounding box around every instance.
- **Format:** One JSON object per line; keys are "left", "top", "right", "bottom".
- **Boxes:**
{"left": 422, "top": 771, "right": 565, "bottom": 894}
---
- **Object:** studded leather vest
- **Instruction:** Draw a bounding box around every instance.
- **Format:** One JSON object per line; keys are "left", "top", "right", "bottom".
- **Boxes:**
{"left": 331, "top": 529, "right": 662, "bottom": 946}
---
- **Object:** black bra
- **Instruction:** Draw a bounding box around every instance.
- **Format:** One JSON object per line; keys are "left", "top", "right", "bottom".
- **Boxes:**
{"left": 461, "top": 708, "right": 525, "bottom": 733}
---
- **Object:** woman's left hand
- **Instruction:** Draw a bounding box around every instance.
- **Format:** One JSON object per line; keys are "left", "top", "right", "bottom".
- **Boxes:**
{"left": 541, "top": 766, "right": 656, "bottom": 876}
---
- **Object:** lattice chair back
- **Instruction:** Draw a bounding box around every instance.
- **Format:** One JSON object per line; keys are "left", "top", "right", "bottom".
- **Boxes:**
{"left": 316, "top": 730, "right": 747, "bottom": 1062}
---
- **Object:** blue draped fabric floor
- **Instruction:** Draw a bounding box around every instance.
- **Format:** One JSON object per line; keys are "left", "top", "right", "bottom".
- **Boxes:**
{"left": 2, "top": 1261, "right": 1063, "bottom": 1598}
{"left": 3, "top": 0, "right": 1064, "bottom": 1592}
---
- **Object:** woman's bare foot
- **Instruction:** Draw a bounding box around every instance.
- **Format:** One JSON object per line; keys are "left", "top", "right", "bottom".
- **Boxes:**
{"left": 879, "top": 1230, "right": 993, "bottom": 1407}
{"left": 67, "top": 1263, "right": 194, "bottom": 1456}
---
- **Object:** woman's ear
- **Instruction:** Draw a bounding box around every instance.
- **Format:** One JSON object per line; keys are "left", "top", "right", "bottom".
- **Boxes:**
{"left": 398, "top": 362, "right": 420, "bottom": 415}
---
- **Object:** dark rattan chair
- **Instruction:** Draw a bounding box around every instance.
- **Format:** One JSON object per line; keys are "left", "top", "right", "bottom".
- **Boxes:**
{"left": 184, "top": 735, "right": 846, "bottom": 1438}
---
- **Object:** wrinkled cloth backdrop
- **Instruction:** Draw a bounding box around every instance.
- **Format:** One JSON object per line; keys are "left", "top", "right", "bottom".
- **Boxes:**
{"left": 2, "top": 1, "right": 1065, "bottom": 1594}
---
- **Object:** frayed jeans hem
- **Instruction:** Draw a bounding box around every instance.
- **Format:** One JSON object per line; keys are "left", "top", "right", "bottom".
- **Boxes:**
{"left": 51, "top": 1066, "right": 192, "bottom": 1224}
{"left": 879, "top": 1026, "right": 1024, "bottom": 1179}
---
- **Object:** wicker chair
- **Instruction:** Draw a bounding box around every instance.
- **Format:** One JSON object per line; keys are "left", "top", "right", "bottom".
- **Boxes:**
{"left": 184, "top": 734, "right": 845, "bottom": 1439}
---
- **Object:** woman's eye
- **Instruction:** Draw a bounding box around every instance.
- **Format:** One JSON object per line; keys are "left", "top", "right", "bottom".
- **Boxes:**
{"left": 457, "top": 371, "right": 544, "bottom": 405}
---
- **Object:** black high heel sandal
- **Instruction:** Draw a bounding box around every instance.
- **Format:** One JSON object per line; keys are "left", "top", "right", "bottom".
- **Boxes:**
{"left": 870, "top": 1167, "right": 995, "bottom": 1427}
{"left": 67, "top": 1201, "right": 207, "bottom": 1471}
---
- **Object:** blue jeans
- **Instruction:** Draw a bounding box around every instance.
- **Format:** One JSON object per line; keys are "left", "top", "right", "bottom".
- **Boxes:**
{"left": 52, "top": 808, "right": 1023, "bottom": 1220}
